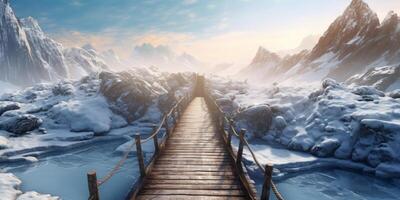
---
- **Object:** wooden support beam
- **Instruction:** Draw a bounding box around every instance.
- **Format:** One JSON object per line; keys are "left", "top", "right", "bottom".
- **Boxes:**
{"left": 152, "top": 125, "right": 159, "bottom": 153}
{"left": 164, "top": 113, "right": 170, "bottom": 136}
{"left": 87, "top": 171, "right": 99, "bottom": 200}
{"left": 227, "top": 119, "right": 233, "bottom": 147}
{"left": 135, "top": 134, "right": 146, "bottom": 177}
{"left": 236, "top": 129, "right": 246, "bottom": 167}
{"left": 261, "top": 165, "right": 273, "bottom": 200}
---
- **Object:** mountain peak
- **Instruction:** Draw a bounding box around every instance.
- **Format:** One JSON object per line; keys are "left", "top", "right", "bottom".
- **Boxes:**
{"left": 20, "top": 17, "right": 42, "bottom": 31}
{"left": 308, "top": 0, "right": 379, "bottom": 60}
{"left": 250, "top": 47, "right": 281, "bottom": 65}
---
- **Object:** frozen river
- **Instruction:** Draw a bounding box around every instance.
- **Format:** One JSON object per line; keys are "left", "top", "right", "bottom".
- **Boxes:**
{"left": 6, "top": 140, "right": 140, "bottom": 200}
{"left": 3, "top": 140, "right": 400, "bottom": 200}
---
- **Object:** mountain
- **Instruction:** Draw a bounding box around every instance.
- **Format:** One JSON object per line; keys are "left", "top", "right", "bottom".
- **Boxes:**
{"left": 240, "top": 0, "right": 400, "bottom": 89}
{"left": 238, "top": 47, "right": 282, "bottom": 80}
{"left": 278, "top": 35, "right": 320, "bottom": 56}
{"left": 0, "top": 0, "right": 67, "bottom": 86}
{"left": 131, "top": 43, "right": 203, "bottom": 72}
{"left": 0, "top": 0, "right": 113, "bottom": 86}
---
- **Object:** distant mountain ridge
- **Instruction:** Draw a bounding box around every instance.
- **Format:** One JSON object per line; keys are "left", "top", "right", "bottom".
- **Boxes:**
{"left": 0, "top": 0, "right": 114, "bottom": 86}
{"left": 241, "top": 0, "right": 400, "bottom": 91}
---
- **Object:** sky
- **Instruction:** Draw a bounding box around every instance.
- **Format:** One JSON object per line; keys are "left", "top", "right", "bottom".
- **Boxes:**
{"left": 11, "top": 0, "right": 400, "bottom": 65}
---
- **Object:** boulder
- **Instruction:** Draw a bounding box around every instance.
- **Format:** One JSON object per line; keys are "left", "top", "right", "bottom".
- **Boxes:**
{"left": 288, "top": 131, "right": 314, "bottom": 151}
{"left": 367, "top": 144, "right": 395, "bottom": 167}
{"left": 216, "top": 97, "right": 239, "bottom": 114}
{"left": 322, "top": 78, "right": 341, "bottom": 89}
{"left": 0, "top": 114, "right": 42, "bottom": 135}
{"left": 274, "top": 116, "right": 287, "bottom": 130}
{"left": 351, "top": 86, "right": 385, "bottom": 97}
{"left": 237, "top": 105, "right": 273, "bottom": 136}
{"left": 0, "top": 103, "right": 20, "bottom": 116}
{"left": 310, "top": 137, "right": 341, "bottom": 157}
{"left": 52, "top": 82, "right": 73, "bottom": 96}
{"left": 388, "top": 89, "right": 400, "bottom": 99}
{"left": 99, "top": 71, "right": 155, "bottom": 122}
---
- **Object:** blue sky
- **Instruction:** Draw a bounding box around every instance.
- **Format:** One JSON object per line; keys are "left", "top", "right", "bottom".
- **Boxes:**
{"left": 11, "top": 0, "right": 400, "bottom": 64}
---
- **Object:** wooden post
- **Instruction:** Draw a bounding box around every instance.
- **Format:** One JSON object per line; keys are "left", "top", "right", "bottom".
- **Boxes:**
{"left": 135, "top": 134, "right": 146, "bottom": 177}
{"left": 227, "top": 119, "right": 233, "bottom": 147}
{"left": 152, "top": 125, "right": 159, "bottom": 153}
{"left": 261, "top": 165, "right": 273, "bottom": 200}
{"left": 164, "top": 113, "right": 170, "bottom": 136}
{"left": 236, "top": 129, "right": 246, "bottom": 166}
{"left": 87, "top": 171, "right": 99, "bottom": 200}
{"left": 220, "top": 112, "right": 225, "bottom": 132}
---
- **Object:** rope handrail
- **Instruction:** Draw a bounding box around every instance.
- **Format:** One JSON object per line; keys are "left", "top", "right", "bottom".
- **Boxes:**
{"left": 205, "top": 87, "right": 285, "bottom": 200}
{"left": 97, "top": 137, "right": 136, "bottom": 186}
{"left": 93, "top": 94, "right": 189, "bottom": 188}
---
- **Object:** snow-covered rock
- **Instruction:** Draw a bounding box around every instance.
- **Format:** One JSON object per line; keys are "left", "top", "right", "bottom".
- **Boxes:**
{"left": 17, "top": 191, "right": 59, "bottom": 200}
{"left": 0, "top": 114, "right": 42, "bottom": 135}
{"left": 237, "top": 105, "right": 273, "bottom": 137}
{"left": 0, "top": 172, "right": 59, "bottom": 200}
{"left": 210, "top": 76, "right": 400, "bottom": 177}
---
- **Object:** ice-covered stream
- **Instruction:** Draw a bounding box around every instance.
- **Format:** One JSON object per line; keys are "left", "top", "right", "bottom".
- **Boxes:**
{"left": 269, "top": 169, "right": 400, "bottom": 200}
{"left": 3, "top": 140, "right": 141, "bottom": 200}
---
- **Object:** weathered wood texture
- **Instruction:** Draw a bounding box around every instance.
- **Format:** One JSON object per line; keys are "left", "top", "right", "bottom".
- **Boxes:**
{"left": 134, "top": 97, "right": 249, "bottom": 200}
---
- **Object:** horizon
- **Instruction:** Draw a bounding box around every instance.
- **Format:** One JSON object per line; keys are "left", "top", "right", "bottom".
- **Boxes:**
{"left": 10, "top": 0, "right": 400, "bottom": 66}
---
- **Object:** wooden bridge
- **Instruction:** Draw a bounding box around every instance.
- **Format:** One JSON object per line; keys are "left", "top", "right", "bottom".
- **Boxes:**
{"left": 86, "top": 75, "right": 284, "bottom": 200}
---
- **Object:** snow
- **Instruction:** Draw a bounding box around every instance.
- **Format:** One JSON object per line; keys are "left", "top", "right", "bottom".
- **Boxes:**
{"left": 0, "top": 173, "right": 59, "bottom": 200}
{"left": 49, "top": 97, "right": 112, "bottom": 133}
{"left": 209, "top": 76, "right": 400, "bottom": 178}
{"left": 0, "top": 173, "right": 21, "bottom": 200}
{"left": 0, "top": 70, "right": 194, "bottom": 199}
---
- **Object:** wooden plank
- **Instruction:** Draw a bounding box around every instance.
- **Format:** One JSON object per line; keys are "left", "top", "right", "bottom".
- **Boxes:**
{"left": 139, "top": 189, "right": 246, "bottom": 196}
{"left": 150, "top": 171, "right": 235, "bottom": 176}
{"left": 145, "top": 179, "right": 239, "bottom": 185}
{"left": 148, "top": 175, "right": 237, "bottom": 180}
{"left": 137, "top": 195, "right": 246, "bottom": 200}
{"left": 143, "top": 184, "right": 241, "bottom": 190}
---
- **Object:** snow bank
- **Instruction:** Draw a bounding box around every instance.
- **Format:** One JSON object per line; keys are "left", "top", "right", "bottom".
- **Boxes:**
{"left": 0, "top": 69, "right": 194, "bottom": 162}
{"left": 0, "top": 173, "right": 59, "bottom": 200}
{"left": 210, "top": 77, "right": 400, "bottom": 178}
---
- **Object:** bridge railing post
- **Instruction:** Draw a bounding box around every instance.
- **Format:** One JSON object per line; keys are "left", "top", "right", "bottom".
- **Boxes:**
{"left": 227, "top": 119, "right": 233, "bottom": 147}
{"left": 236, "top": 129, "right": 246, "bottom": 167}
{"left": 135, "top": 134, "right": 146, "bottom": 177}
{"left": 219, "top": 112, "right": 225, "bottom": 132}
{"left": 164, "top": 113, "right": 170, "bottom": 136}
{"left": 261, "top": 165, "right": 273, "bottom": 200}
{"left": 87, "top": 171, "right": 99, "bottom": 200}
{"left": 152, "top": 125, "right": 159, "bottom": 154}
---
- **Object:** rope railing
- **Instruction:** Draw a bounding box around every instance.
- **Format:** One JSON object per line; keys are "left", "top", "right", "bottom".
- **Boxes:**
{"left": 86, "top": 89, "right": 194, "bottom": 200}
{"left": 204, "top": 85, "right": 285, "bottom": 200}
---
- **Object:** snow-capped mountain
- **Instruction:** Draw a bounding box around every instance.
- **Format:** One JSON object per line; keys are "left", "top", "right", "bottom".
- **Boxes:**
{"left": 240, "top": 0, "right": 400, "bottom": 89}
{"left": 63, "top": 47, "right": 109, "bottom": 79}
{"left": 131, "top": 43, "right": 203, "bottom": 72}
{"left": 239, "top": 47, "right": 282, "bottom": 80}
{"left": 0, "top": 0, "right": 67, "bottom": 86}
{"left": 0, "top": 0, "right": 112, "bottom": 86}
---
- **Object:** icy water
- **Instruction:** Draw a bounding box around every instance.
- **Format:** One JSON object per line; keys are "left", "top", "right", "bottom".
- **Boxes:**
{"left": 268, "top": 169, "right": 400, "bottom": 200}
{"left": 7, "top": 140, "right": 141, "bottom": 200}
{"left": 4, "top": 140, "right": 400, "bottom": 200}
